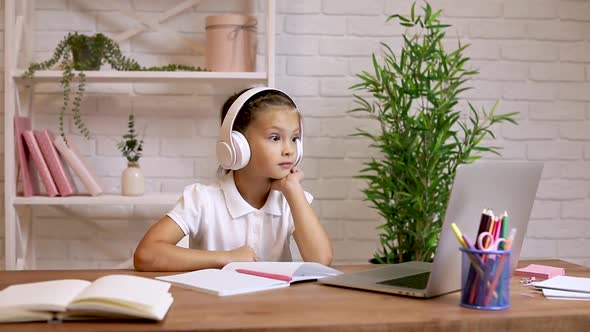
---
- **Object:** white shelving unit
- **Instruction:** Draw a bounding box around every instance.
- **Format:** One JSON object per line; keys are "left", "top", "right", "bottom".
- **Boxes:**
{"left": 13, "top": 193, "right": 182, "bottom": 206}
{"left": 3, "top": 0, "right": 276, "bottom": 270}
{"left": 14, "top": 70, "right": 269, "bottom": 84}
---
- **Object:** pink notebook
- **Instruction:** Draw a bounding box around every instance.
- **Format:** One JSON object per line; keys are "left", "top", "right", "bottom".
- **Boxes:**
{"left": 34, "top": 130, "right": 76, "bottom": 197}
{"left": 14, "top": 117, "right": 40, "bottom": 196}
{"left": 22, "top": 130, "right": 59, "bottom": 197}
{"left": 52, "top": 136, "right": 103, "bottom": 196}
{"left": 514, "top": 264, "right": 565, "bottom": 280}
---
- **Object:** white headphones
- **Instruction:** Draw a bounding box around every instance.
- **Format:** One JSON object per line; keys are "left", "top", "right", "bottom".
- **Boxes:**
{"left": 216, "top": 87, "right": 303, "bottom": 170}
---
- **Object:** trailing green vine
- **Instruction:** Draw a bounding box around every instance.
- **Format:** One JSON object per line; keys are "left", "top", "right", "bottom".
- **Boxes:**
{"left": 25, "top": 32, "right": 207, "bottom": 146}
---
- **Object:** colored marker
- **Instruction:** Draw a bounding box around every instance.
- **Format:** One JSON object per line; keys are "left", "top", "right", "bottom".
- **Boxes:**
{"left": 451, "top": 223, "right": 466, "bottom": 248}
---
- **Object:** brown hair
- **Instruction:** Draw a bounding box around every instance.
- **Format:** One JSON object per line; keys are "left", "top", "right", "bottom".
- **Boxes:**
{"left": 220, "top": 88, "right": 297, "bottom": 133}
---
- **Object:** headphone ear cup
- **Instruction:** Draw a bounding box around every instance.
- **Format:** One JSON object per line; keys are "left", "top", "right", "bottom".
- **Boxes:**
{"left": 231, "top": 131, "right": 251, "bottom": 170}
{"left": 294, "top": 138, "right": 303, "bottom": 166}
{"left": 216, "top": 140, "right": 233, "bottom": 170}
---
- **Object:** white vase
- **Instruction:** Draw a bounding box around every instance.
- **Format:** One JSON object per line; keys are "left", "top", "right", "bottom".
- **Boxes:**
{"left": 121, "top": 161, "right": 144, "bottom": 196}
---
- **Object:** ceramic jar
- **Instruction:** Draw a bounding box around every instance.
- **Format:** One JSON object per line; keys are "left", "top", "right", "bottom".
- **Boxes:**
{"left": 205, "top": 15, "right": 257, "bottom": 72}
{"left": 121, "top": 161, "right": 144, "bottom": 196}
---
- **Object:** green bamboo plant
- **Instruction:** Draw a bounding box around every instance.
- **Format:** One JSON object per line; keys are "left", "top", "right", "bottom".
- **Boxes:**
{"left": 24, "top": 32, "right": 206, "bottom": 146}
{"left": 351, "top": 2, "right": 518, "bottom": 264}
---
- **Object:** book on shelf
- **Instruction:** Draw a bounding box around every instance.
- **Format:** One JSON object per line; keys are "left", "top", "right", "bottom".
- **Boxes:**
{"left": 33, "top": 130, "right": 76, "bottom": 197}
{"left": 53, "top": 136, "right": 103, "bottom": 196}
{"left": 13, "top": 117, "right": 40, "bottom": 197}
{"left": 22, "top": 130, "right": 59, "bottom": 197}
{"left": 156, "top": 261, "right": 342, "bottom": 296}
{"left": 0, "top": 275, "right": 173, "bottom": 323}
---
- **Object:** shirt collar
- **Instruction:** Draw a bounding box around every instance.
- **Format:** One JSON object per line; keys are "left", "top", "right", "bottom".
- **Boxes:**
{"left": 221, "top": 171, "right": 283, "bottom": 219}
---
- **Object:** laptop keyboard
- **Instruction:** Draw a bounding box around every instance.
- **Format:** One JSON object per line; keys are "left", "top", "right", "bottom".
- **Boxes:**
{"left": 377, "top": 271, "right": 430, "bottom": 289}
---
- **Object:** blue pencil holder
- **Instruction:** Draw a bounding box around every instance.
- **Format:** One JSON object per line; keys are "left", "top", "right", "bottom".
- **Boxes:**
{"left": 459, "top": 247, "right": 511, "bottom": 310}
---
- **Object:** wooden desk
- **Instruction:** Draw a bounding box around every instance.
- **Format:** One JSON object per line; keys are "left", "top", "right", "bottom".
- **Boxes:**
{"left": 1, "top": 259, "right": 589, "bottom": 332}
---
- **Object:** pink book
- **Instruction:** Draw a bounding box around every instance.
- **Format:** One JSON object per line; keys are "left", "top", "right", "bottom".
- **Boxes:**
{"left": 33, "top": 130, "right": 76, "bottom": 197}
{"left": 53, "top": 136, "right": 103, "bottom": 196}
{"left": 14, "top": 117, "right": 40, "bottom": 197}
{"left": 514, "top": 264, "right": 565, "bottom": 280}
{"left": 22, "top": 130, "right": 59, "bottom": 197}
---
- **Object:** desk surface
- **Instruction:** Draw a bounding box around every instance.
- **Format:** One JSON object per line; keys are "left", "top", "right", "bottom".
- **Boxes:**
{"left": 1, "top": 259, "right": 589, "bottom": 332}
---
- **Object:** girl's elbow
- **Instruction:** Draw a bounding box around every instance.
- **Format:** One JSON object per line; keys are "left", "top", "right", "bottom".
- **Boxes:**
{"left": 133, "top": 246, "right": 156, "bottom": 271}
{"left": 308, "top": 251, "right": 333, "bottom": 266}
{"left": 320, "top": 252, "right": 334, "bottom": 266}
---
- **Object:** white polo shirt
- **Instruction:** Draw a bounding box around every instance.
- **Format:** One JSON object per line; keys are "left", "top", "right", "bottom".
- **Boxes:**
{"left": 167, "top": 171, "right": 313, "bottom": 261}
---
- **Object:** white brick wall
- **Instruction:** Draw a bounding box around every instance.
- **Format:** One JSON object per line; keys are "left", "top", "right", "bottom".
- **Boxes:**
{"left": 2, "top": 0, "right": 590, "bottom": 269}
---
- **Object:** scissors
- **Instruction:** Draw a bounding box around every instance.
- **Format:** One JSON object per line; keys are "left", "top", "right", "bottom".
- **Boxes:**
{"left": 477, "top": 231, "right": 507, "bottom": 252}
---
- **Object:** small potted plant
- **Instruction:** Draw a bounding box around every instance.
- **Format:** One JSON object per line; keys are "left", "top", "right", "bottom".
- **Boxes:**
{"left": 25, "top": 32, "right": 207, "bottom": 146}
{"left": 118, "top": 114, "right": 145, "bottom": 196}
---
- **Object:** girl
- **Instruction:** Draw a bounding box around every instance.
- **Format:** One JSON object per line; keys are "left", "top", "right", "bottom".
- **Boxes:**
{"left": 133, "top": 87, "right": 333, "bottom": 271}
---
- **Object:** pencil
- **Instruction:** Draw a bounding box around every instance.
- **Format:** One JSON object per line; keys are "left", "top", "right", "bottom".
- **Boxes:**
{"left": 451, "top": 223, "right": 467, "bottom": 248}
{"left": 452, "top": 223, "right": 484, "bottom": 277}
{"left": 468, "top": 209, "right": 493, "bottom": 304}
{"left": 499, "top": 211, "right": 508, "bottom": 250}
{"left": 484, "top": 228, "right": 517, "bottom": 306}
{"left": 235, "top": 269, "right": 292, "bottom": 282}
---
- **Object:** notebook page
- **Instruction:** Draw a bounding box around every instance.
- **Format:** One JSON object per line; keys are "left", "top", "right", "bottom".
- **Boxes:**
{"left": 71, "top": 275, "right": 171, "bottom": 310}
{"left": 222, "top": 262, "right": 304, "bottom": 276}
{"left": 222, "top": 262, "right": 342, "bottom": 282}
{"left": 543, "top": 288, "right": 590, "bottom": 300}
{"left": 157, "top": 269, "right": 289, "bottom": 296}
{"left": 534, "top": 275, "right": 590, "bottom": 293}
{"left": 65, "top": 292, "right": 174, "bottom": 320}
{"left": 0, "top": 279, "right": 90, "bottom": 312}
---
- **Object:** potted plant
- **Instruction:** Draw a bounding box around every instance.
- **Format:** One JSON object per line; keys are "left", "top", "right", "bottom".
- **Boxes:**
{"left": 24, "top": 32, "right": 206, "bottom": 146}
{"left": 351, "top": 2, "right": 518, "bottom": 264}
{"left": 118, "top": 114, "right": 145, "bottom": 196}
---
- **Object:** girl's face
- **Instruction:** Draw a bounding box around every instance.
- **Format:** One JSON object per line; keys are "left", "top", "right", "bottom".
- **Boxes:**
{"left": 242, "top": 106, "right": 301, "bottom": 180}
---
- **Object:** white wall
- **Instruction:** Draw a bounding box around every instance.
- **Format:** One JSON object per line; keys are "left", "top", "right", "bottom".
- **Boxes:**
{"left": 1, "top": 0, "right": 590, "bottom": 269}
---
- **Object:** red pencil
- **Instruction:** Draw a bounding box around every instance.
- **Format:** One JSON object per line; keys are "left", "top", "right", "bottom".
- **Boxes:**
{"left": 235, "top": 269, "right": 292, "bottom": 282}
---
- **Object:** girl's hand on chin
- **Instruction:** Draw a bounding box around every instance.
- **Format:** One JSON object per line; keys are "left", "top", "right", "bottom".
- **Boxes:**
{"left": 271, "top": 167, "right": 304, "bottom": 193}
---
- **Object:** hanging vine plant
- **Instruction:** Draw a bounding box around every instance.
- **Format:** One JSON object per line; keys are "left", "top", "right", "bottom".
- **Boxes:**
{"left": 24, "top": 32, "right": 207, "bottom": 146}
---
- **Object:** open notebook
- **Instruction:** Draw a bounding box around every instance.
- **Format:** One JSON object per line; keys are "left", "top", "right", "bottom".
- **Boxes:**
{"left": 156, "top": 262, "right": 342, "bottom": 296}
{"left": 0, "top": 275, "right": 173, "bottom": 323}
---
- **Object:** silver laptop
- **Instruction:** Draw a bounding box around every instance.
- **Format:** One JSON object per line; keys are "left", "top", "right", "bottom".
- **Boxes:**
{"left": 319, "top": 161, "right": 543, "bottom": 298}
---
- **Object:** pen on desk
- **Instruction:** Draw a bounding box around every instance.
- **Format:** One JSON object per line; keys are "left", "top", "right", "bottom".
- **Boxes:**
{"left": 484, "top": 228, "right": 517, "bottom": 306}
{"left": 499, "top": 212, "right": 508, "bottom": 250}
{"left": 491, "top": 217, "right": 499, "bottom": 242}
{"left": 469, "top": 209, "right": 493, "bottom": 305}
{"left": 235, "top": 269, "right": 292, "bottom": 282}
{"left": 494, "top": 216, "right": 503, "bottom": 241}
{"left": 476, "top": 209, "right": 490, "bottom": 241}
{"left": 451, "top": 223, "right": 467, "bottom": 248}
{"left": 451, "top": 221, "right": 483, "bottom": 276}
{"left": 452, "top": 224, "right": 485, "bottom": 305}
{"left": 462, "top": 234, "right": 485, "bottom": 269}
{"left": 507, "top": 227, "right": 516, "bottom": 246}
{"left": 485, "top": 210, "right": 496, "bottom": 248}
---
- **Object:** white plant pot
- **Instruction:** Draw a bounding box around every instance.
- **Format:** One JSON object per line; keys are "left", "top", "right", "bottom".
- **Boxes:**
{"left": 121, "top": 161, "right": 144, "bottom": 196}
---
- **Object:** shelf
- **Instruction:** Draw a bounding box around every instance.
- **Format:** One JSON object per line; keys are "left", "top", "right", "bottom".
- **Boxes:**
{"left": 4, "top": 0, "right": 276, "bottom": 270}
{"left": 13, "top": 70, "right": 268, "bottom": 84}
{"left": 13, "top": 193, "right": 180, "bottom": 206}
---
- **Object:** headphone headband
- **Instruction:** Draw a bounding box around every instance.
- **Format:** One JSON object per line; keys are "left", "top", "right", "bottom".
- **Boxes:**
{"left": 216, "top": 87, "right": 303, "bottom": 170}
